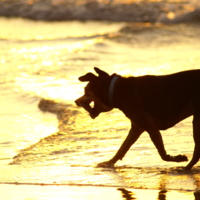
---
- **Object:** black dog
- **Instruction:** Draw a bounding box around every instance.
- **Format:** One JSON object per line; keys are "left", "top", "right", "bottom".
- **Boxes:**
{"left": 75, "top": 67, "right": 200, "bottom": 170}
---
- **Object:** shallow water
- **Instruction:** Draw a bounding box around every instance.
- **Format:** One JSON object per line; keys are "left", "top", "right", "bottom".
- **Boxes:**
{"left": 0, "top": 17, "right": 200, "bottom": 199}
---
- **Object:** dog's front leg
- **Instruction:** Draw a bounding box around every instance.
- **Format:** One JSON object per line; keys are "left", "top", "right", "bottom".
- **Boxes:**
{"left": 97, "top": 124, "right": 144, "bottom": 168}
{"left": 148, "top": 128, "right": 188, "bottom": 162}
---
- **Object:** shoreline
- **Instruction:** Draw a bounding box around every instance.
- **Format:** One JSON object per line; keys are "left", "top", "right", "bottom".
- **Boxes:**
{"left": 0, "top": 0, "right": 199, "bottom": 23}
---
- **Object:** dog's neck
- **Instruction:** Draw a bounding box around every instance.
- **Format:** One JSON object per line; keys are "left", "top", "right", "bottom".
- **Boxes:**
{"left": 108, "top": 76, "right": 119, "bottom": 107}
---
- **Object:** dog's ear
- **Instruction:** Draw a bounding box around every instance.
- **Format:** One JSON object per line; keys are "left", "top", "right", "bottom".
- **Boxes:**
{"left": 79, "top": 73, "right": 97, "bottom": 82}
{"left": 94, "top": 67, "right": 109, "bottom": 77}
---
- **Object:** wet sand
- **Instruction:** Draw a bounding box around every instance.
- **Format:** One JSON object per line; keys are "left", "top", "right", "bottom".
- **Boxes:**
{"left": 0, "top": 184, "right": 196, "bottom": 200}
{"left": 1, "top": 156, "right": 200, "bottom": 199}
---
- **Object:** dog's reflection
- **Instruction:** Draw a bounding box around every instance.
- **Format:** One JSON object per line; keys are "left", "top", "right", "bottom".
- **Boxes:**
{"left": 194, "top": 191, "right": 200, "bottom": 200}
{"left": 117, "top": 188, "right": 136, "bottom": 200}
{"left": 117, "top": 187, "right": 167, "bottom": 200}
{"left": 117, "top": 186, "right": 200, "bottom": 200}
{"left": 158, "top": 190, "right": 167, "bottom": 200}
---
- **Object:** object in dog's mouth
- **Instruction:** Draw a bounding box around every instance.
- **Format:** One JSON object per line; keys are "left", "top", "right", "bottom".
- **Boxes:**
{"left": 75, "top": 95, "right": 96, "bottom": 118}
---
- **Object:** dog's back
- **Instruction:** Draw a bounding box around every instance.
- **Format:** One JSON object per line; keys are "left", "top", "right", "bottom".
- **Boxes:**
{"left": 129, "top": 70, "right": 200, "bottom": 130}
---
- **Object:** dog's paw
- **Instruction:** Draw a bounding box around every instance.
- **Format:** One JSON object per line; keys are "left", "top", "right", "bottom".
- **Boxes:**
{"left": 96, "top": 160, "right": 115, "bottom": 168}
{"left": 171, "top": 154, "right": 188, "bottom": 162}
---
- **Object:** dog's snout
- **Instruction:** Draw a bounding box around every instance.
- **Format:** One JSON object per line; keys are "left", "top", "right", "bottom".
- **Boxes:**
{"left": 75, "top": 99, "right": 80, "bottom": 106}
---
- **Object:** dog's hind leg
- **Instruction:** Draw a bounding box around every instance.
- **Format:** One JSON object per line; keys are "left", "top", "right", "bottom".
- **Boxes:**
{"left": 148, "top": 127, "right": 188, "bottom": 163}
{"left": 185, "top": 117, "right": 200, "bottom": 170}
{"left": 185, "top": 99, "right": 200, "bottom": 170}
{"left": 97, "top": 124, "right": 144, "bottom": 167}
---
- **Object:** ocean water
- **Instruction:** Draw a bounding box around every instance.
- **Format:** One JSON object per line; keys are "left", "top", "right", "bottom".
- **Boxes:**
{"left": 0, "top": 14, "right": 200, "bottom": 199}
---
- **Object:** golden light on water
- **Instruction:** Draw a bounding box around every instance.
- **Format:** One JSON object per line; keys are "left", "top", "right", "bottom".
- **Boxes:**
{"left": 10, "top": 40, "right": 100, "bottom": 54}
{"left": 1, "top": 17, "right": 200, "bottom": 199}
{"left": 11, "top": 36, "right": 105, "bottom": 101}
{"left": 15, "top": 75, "right": 81, "bottom": 101}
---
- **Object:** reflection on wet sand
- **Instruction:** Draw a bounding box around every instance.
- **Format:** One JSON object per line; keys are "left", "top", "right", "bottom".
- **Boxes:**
{"left": 117, "top": 165, "right": 200, "bottom": 190}
{"left": 116, "top": 187, "right": 200, "bottom": 200}
{"left": 116, "top": 167, "right": 200, "bottom": 199}
{"left": 118, "top": 188, "right": 136, "bottom": 200}
{"left": 117, "top": 188, "right": 200, "bottom": 200}
{"left": 158, "top": 190, "right": 167, "bottom": 200}
{"left": 117, "top": 188, "right": 167, "bottom": 200}
{"left": 194, "top": 191, "right": 200, "bottom": 200}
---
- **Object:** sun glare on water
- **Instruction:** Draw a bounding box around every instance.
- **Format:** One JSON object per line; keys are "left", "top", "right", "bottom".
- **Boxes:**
{"left": 12, "top": 37, "right": 104, "bottom": 101}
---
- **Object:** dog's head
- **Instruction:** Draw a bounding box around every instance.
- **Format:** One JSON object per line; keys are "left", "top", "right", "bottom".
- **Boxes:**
{"left": 75, "top": 67, "right": 118, "bottom": 119}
